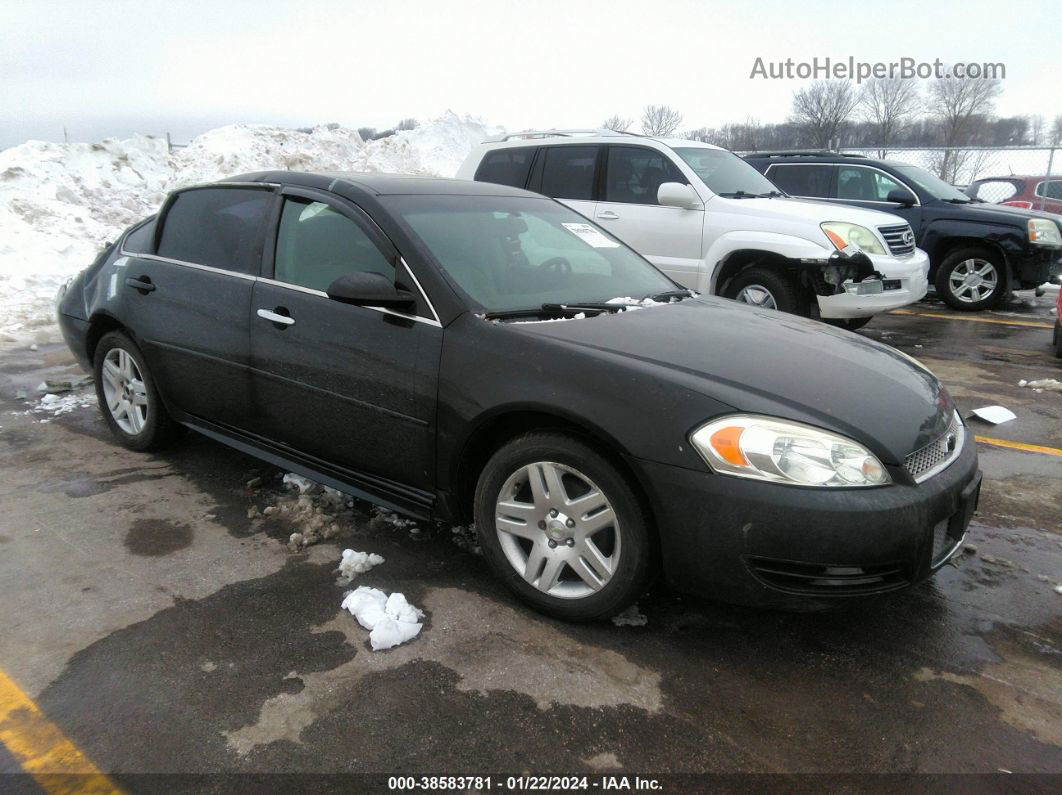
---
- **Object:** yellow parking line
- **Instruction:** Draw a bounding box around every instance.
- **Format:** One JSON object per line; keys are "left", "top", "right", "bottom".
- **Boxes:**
{"left": 975, "top": 436, "right": 1062, "bottom": 458}
{"left": 888, "top": 309, "right": 1054, "bottom": 329}
{"left": 0, "top": 669, "right": 120, "bottom": 794}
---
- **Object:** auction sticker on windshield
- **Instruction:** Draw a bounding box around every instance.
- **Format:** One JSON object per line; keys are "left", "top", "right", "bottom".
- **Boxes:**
{"left": 562, "top": 223, "right": 620, "bottom": 248}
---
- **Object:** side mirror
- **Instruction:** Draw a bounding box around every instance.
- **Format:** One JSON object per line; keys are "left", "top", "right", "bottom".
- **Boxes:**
{"left": 886, "top": 188, "right": 916, "bottom": 206}
{"left": 657, "top": 182, "right": 703, "bottom": 210}
{"left": 326, "top": 272, "right": 416, "bottom": 310}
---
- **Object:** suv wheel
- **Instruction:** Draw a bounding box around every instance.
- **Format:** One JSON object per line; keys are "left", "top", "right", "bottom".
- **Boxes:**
{"left": 725, "top": 267, "right": 809, "bottom": 316}
{"left": 935, "top": 247, "right": 1006, "bottom": 310}
{"left": 474, "top": 433, "right": 652, "bottom": 621}
{"left": 93, "top": 330, "right": 180, "bottom": 451}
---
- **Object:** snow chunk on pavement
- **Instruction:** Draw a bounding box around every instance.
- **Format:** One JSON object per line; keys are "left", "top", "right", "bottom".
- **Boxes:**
{"left": 336, "top": 549, "right": 385, "bottom": 585}
{"left": 1018, "top": 378, "right": 1062, "bottom": 393}
{"left": 282, "top": 472, "right": 318, "bottom": 493}
{"left": 341, "top": 587, "right": 425, "bottom": 650}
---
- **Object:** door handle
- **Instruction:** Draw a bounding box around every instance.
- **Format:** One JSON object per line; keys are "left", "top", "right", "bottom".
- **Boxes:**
{"left": 126, "top": 276, "right": 156, "bottom": 293}
{"left": 598, "top": 211, "right": 620, "bottom": 220}
{"left": 257, "top": 308, "right": 295, "bottom": 326}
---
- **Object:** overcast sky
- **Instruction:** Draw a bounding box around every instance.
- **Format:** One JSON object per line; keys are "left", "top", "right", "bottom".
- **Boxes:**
{"left": 1, "top": 0, "right": 1057, "bottom": 148}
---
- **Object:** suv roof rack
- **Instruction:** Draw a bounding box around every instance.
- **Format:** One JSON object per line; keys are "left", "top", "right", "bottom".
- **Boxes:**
{"left": 483, "top": 128, "right": 646, "bottom": 143}
{"left": 747, "top": 150, "right": 865, "bottom": 159}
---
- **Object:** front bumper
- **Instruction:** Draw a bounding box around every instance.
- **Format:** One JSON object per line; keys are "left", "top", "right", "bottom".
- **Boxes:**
{"left": 637, "top": 427, "right": 980, "bottom": 606}
{"left": 816, "top": 248, "right": 930, "bottom": 319}
{"left": 1011, "top": 245, "right": 1060, "bottom": 288}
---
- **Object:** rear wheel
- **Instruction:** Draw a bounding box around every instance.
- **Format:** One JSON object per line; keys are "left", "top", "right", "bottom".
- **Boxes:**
{"left": 935, "top": 247, "right": 1006, "bottom": 310}
{"left": 725, "top": 267, "right": 810, "bottom": 316}
{"left": 474, "top": 433, "right": 653, "bottom": 621}
{"left": 93, "top": 330, "right": 180, "bottom": 451}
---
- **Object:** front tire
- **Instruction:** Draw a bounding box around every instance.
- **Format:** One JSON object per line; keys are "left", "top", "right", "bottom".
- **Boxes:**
{"left": 474, "top": 432, "right": 653, "bottom": 621}
{"left": 823, "top": 316, "right": 873, "bottom": 331}
{"left": 935, "top": 246, "right": 1006, "bottom": 311}
{"left": 93, "top": 330, "right": 180, "bottom": 451}
{"left": 725, "top": 266, "right": 810, "bottom": 316}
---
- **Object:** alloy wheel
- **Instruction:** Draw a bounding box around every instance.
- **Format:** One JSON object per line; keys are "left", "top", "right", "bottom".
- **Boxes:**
{"left": 100, "top": 348, "right": 149, "bottom": 435}
{"left": 948, "top": 258, "right": 998, "bottom": 304}
{"left": 494, "top": 461, "right": 620, "bottom": 599}
{"left": 735, "top": 284, "right": 778, "bottom": 309}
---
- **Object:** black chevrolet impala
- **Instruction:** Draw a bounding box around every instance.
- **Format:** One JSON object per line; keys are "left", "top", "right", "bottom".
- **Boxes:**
{"left": 56, "top": 172, "right": 981, "bottom": 620}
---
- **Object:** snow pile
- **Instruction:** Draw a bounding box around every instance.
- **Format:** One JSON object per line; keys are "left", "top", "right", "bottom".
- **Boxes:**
{"left": 1018, "top": 378, "right": 1062, "bottom": 394}
{"left": 341, "top": 586, "right": 425, "bottom": 651}
{"left": 29, "top": 390, "right": 97, "bottom": 422}
{"left": 0, "top": 112, "right": 500, "bottom": 341}
{"left": 336, "top": 549, "right": 385, "bottom": 585}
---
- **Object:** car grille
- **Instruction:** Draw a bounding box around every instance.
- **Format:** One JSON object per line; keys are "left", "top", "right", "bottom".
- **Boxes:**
{"left": 746, "top": 557, "right": 910, "bottom": 596}
{"left": 878, "top": 223, "right": 916, "bottom": 256}
{"left": 905, "top": 412, "right": 964, "bottom": 483}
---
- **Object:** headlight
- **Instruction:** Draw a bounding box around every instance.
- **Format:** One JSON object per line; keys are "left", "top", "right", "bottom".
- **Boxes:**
{"left": 821, "top": 222, "right": 887, "bottom": 256}
{"left": 1028, "top": 219, "right": 1061, "bottom": 246}
{"left": 690, "top": 415, "right": 891, "bottom": 487}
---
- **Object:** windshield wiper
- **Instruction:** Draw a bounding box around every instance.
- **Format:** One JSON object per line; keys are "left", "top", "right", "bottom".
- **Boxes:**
{"left": 718, "top": 190, "right": 764, "bottom": 199}
{"left": 540, "top": 301, "right": 637, "bottom": 314}
{"left": 645, "top": 289, "right": 693, "bottom": 302}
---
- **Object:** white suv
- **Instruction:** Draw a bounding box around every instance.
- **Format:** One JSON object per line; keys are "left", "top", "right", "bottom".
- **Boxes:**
{"left": 457, "top": 130, "right": 930, "bottom": 327}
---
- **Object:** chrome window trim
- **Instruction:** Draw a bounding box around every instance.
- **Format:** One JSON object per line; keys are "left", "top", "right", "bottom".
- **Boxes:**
{"left": 117, "top": 251, "right": 258, "bottom": 281}
{"left": 765, "top": 163, "right": 923, "bottom": 207}
{"left": 255, "top": 276, "right": 442, "bottom": 328}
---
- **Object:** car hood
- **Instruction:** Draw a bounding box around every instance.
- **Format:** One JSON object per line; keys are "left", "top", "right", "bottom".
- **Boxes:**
{"left": 512, "top": 298, "right": 954, "bottom": 466}
{"left": 713, "top": 195, "right": 910, "bottom": 229}
{"left": 937, "top": 199, "right": 1061, "bottom": 228}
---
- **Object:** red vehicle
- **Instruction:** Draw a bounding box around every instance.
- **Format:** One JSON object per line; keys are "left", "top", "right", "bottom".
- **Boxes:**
{"left": 966, "top": 175, "right": 1062, "bottom": 216}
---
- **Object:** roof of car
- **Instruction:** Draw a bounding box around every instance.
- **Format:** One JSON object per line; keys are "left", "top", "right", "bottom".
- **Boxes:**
{"left": 742, "top": 152, "right": 918, "bottom": 169}
{"left": 219, "top": 170, "right": 543, "bottom": 198}
{"left": 474, "top": 134, "right": 724, "bottom": 152}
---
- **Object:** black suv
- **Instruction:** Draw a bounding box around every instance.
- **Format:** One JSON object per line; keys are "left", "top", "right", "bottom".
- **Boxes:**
{"left": 56, "top": 172, "right": 979, "bottom": 620}
{"left": 745, "top": 152, "right": 1062, "bottom": 310}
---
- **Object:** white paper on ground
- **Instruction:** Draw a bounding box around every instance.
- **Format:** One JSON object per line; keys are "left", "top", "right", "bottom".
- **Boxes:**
{"left": 969, "top": 406, "right": 1016, "bottom": 424}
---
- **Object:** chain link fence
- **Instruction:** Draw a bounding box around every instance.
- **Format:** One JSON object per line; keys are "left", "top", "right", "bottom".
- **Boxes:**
{"left": 836, "top": 146, "right": 1060, "bottom": 209}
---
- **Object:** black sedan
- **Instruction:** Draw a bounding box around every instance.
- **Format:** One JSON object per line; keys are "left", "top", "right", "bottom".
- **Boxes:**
{"left": 56, "top": 172, "right": 981, "bottom": 620}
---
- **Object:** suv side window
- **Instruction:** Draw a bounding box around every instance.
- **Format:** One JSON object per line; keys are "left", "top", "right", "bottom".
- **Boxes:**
{"left": 604, "top": 146, "right": 688, "bottom": 205}
{"left": 157, "top": 187, "right": 272, "bottom": 274}
{"left": 1036, "top": 180, "right": 1062, "bottom": 200}
{"left": 837, "top": 166, "right": 906, "bottom": 202}
{"left": 474, "top": 147, "right": 536, "bottom": 188}
{"left": 970, "top": 179, "right": 1020, "bottom": 203}
{"left": 274, "top": 198, "right": 395, "bottom": 293}
{"left": 767, "top": 164, "right": 833, "bottom": 198}
{"left": 539, "top": 145, "right": 599, "bottom": 201}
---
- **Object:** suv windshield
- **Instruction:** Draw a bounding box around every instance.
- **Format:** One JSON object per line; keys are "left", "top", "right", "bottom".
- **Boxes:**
{"left": 673, "top": 147, "right": 779, "bottom": 197}
{"left": 893, "top": 165, "right": 971, "bottom": 202}
{"left": 386, "top": 195, "right": 677, "bottom": 314}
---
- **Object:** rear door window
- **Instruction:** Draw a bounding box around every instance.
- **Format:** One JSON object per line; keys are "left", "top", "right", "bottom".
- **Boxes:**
{"left": 273, "top": 198, "right": 395, "bottom": 293}
{"left": 604, "top": 146, "right": 689, "bottom": 205}
{"left": 836, "top": 166, "right": 907, "bottom": 202}
{"left": 157, "top": 187, "right": 272, "bottom": 274}
{"left": 767, "top": 164, "right": 834, "bottom": 198}
{"left": 474, "top": 147, "right": 537, "bottom": 188}
{"left": 539, "top": 145, "right": 600, "bottom": 201}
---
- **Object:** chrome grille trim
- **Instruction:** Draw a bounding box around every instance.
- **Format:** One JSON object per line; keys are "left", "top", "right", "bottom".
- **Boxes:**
{"left": 905, "top": 411, "right": 964, "bottom": 483}
{"left": 878, "top": 223, "right": 916, "bottom": 257}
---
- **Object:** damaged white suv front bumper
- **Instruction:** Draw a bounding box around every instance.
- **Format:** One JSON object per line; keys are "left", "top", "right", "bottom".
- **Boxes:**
{"left": 817, "top": 248, "right": 930, "bottom": 320}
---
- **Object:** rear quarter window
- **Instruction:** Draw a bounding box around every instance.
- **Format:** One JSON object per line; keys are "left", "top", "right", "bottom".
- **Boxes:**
{"left": 767, "top": 164, "right": 833, "bottom": 198}
{"left": 474, "top": 147, "right": 537, "bottom": 188}
{"left": 122, "top": 218, "right": 157, "bottom": 254}
{"left": 157, "top": 187, "right": 273, "bottom": 274}
{"left": 971, "top": 179, "right": 1021, "bottom": 203}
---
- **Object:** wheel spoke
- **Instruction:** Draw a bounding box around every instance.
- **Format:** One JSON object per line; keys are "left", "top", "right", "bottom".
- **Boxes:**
{"left": 102, "top": 359, "right": 122, "bottom": 390}
{"left": 523, "top": 543, "right": 548, "bottom": 583}
{"left": 112, "top": 400, "right": 128, "bottom": 420}
{"left": 496, "top": 513, "right": 540, "bottom": 540}
{"left": 572, "top": 539, "right": 611, "bottom": 590}
{"left": 119, "top": 350, "right": 133, "bottom": 379}
{"left": 579, "top": 505, "right": 616, "bottom": 536}
{"left": 537, "top": 555, "right": 566, "bottom": 592}
{"left": 975, "top": 263, "right": 994, "bottom": 277}
{"left": 127, "top": 403, "right": 143, "bottom": 433}
{"left": 130, "top": 379, "right": 149, "bottom": 407}
{"left": 567, "top": 488, "right": 608, "bottom": 518}
{"left": 539, "top": 463, "right": 568, "bottom": 505}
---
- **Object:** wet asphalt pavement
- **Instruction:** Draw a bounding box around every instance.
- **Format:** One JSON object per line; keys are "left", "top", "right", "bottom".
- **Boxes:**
{"left": 0, "top": 293, "right": 1059, "bottom": 789}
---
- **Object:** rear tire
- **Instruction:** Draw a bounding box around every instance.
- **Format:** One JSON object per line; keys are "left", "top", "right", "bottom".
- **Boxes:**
{"left": 934, "top": 246, "right": 1006, "bottom": 311}
{"left": 93, "top": 330, "right": 180, "bottom": 451}
{"left": 724, "top": 266, "right": 810, "bottom": 316}
{"left": 474, "top": 432, "right": 653, "bottom": 622}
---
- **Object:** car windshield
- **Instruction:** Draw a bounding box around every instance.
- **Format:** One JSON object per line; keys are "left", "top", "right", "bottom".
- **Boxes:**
{"left": 673, "top": 147, "right": 780, "bottom": 197}
{"left": 386, "top": 195, "right": 678, "bottom": 314}
{"left": 893, "top": 165, "right": 971, "bottom": 201}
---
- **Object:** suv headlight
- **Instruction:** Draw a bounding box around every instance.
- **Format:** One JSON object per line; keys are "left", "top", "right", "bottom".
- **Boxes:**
{"left": 821, "top": 222, "right": 887, "bottom": 256}
{"left": 690, "top": 415, "right": 891, "bottom": 487}
{"left": 1028, "top": 219, "right": 1061, "bottom": 246}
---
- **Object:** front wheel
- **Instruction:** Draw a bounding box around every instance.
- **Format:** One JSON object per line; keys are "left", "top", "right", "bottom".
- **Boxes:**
{"left": 724, "top": 267, "right": 810, "bottom": 316}
{"left": 935, "top": 247, "right": 1006, "bottom": 310}
{"left": 93, "top": 330, "right": 180, "bottom": 451}
{"left": 823, "top": 316, "right": 873, "bottom": 331}
{"left": 474, "top": 433, "right": 653, "bottom": 621}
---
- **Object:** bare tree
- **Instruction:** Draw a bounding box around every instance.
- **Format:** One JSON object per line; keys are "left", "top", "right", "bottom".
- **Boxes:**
{"left": 927, "top": 74, "right": 1003, "bottom": 181}
{"left": 790, "top": 80, "right": 859, "bottom": 149}
{"left": 395, "top": 118, "right": 418, "bottom": 131}
{"left": 858, "top": 77, "right": 920, "bottom": 155}
{"left": 1050, "top": 114, "right": 1062, "bottom": 146}
{"left": 641, "top": 105, "right": 683, "bottom": 136}
{"left": 602, "top": 115, "right": 633, "bottom": 132}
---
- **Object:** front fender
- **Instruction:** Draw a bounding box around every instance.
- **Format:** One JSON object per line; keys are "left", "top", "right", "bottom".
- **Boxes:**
{"left": 704, "top": 231, "right": 833, "bottom": 293}
{"left": 921, "top": 219, "right": 1027, "bottom": 264}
